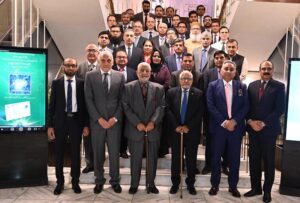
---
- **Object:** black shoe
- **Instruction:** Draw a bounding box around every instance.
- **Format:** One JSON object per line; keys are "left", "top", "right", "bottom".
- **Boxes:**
{"left": 244, "top": 189, "right": 262, "bottom": 197}
{"left": 94, "top": 184, "right": 103, "bottom": 194}
{"left": 53, "top": 183, "right": 64, "bottom": 195}
{"left": 195, "top": 168, "right": 200, "bottom": 175}
{"left": 120, "top": 152, "right": 129, "bottom": 159}
{"left": 72, "top": 183, "right": 82, "bottom": 194}
{"left": 112, "top": 184, "right": 122, "bottom": 193}
{"left": 82, "top": 166, "right": 94, "bottom": 173}
{"left": 149, "top": 186, "right": 159, "bottom": 194}
{"left": 169, "top": 185, "right": 179, "bottom": 194}
{"left": 209, "top": 186, "right": 219, "bottom": 195}
{"left": 201, "top": 166, "right": 211, "bottom": 175}
{"left": 187, "top": 186, "right": 197, "bottom": 195}
{"left": 222, "top": 167, "right": 229, "bottom": 176}
{"left": 129, "top": 186, "right": 138, "bottom": 194}
{"left": 263, "top": 192, "right": 272, "bottom": 203}
{"left": 229, "top": 188, "right": 241, "bottom": 197}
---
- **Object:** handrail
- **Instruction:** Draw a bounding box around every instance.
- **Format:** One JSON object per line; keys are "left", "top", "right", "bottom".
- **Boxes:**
{"left": 0, "top": 0, "right": 6, "bottom": 6}
{"left": 219, "top": 0, "right": 228, "bottom": 24}
{"left": 107, "top": 0, "right": 115, "bottom": 15}
{"left": 0, "top": 26, "right": 12, "bottom": 41}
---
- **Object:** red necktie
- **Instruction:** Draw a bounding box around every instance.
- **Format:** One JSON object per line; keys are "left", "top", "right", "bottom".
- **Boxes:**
{"left": 259, "top": 81, "right": 266, "bottom": 100}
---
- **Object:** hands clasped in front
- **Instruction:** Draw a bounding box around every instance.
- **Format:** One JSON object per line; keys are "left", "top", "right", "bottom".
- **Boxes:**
{"left": 98, "top": 117, "right": 117, "bottom": 129}
{"left": 175, "top": 125, "right": 189, "bottom": 134}
{"left": 137, "top": 121, "right": 155, "bottom": 132}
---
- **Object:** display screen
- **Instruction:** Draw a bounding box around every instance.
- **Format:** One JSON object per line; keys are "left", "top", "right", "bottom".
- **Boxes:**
{"left": 285, "top": 59, "right": 300, "bottom": 141}
{"left": 0, "top": 46, "right": 47, "bottom": 132}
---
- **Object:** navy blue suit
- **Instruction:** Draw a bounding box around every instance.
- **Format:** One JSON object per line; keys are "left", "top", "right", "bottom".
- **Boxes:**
{"left": 247, "top": 79, "right": 285, "bottom": 193}
{"left": 206, "top": 79, "right": 249, "bottom": 188}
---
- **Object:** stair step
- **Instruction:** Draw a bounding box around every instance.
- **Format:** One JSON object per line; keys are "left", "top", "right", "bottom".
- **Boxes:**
{"left": 79, "top": 168, "right": 254, "bottom": 188}
{"left": 0, "top": 40, "right": 12, "bottom": 46}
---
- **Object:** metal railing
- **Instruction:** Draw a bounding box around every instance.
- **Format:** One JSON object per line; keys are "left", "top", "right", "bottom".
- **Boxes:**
{"left": 0, "top": 0, "right": 12, "bottom": 41}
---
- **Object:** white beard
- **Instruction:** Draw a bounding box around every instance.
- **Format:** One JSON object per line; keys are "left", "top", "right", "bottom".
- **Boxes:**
{"left": 190, "top": 33, "right": 201, "bottom": 42}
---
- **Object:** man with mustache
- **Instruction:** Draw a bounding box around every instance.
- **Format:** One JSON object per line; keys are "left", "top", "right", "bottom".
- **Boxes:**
{"left": 244, "top": 60, "right": 285, "bottom": 203}
{"left": 184, "top": 22, "right": 202, "bottom": 54}
{"left": 122, "top": 62, "right": 165, "bottom": 194}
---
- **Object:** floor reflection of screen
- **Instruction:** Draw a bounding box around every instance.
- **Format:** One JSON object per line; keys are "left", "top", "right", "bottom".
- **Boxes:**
{"left": 5, "top": 101, "right": 31, "bottom": 121}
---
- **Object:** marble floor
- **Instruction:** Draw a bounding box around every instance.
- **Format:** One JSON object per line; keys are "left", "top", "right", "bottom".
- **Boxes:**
{"left": 1, "top": 167, "right": 300, "bottom": 203}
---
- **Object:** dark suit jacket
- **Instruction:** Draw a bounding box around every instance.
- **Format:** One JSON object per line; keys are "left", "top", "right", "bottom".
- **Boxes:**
{"left": 151, "top": 35, "right": 165, "bottom": 51}
{"left": 135, "top": 36, "right": 147, "bottom": 49}
{"left": 166, "top": 86, "right": 204, "bottom": 142}
{"left": 206, "top": 79, "right": 249, "bottom": 136}
{"left": 170, "top": 69, "right": 204, "bottom": 91}
{"left": 203, "top": 67, "right": 240, "bottom": 91}
{"left": 117, "top": 46, "right": 144, "bottom": 70}
{"left": 247, "top": 79, "right": 285, "bottom": 136}
{"left": 122, "top": 81, "right": 165, "bottom": 142}
{"left": 165, "top": 54, "right": 180, "bottom": 72}
{"left": 47, "top": 76, "right": 88, "bottom": 130}
{"left": 112, "top": 65, "right": 137, "bottom": 83}
{"left": 133, "top": 12, "right": 155, "bottom": 28}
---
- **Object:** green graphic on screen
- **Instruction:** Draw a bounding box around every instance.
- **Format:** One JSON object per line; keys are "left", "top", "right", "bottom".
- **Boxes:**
{"left": 0, "top": 51, "right": 46, "bottom": 130}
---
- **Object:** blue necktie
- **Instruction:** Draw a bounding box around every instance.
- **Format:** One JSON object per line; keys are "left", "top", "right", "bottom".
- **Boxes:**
{"left": 200, "top": 48, "right": 207, "bottom": 72}
{"left": 180, "top": 90, "right": 188, "bottom": 124}
{"left": 176, "top": 56, "right": 182, "bottom": 71}
{"left": 67, "top": 79, "right": 72, "bottom": 113}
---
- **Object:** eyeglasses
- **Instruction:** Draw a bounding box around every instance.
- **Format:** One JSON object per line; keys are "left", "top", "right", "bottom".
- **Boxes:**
{"left": 87, "top": 49, "right": 98, "bottom": 53}
{"left": 180, "top": 77, "right": 192, "bottom": 81}
{"left": 64, "top": 64, "right": 77, "bottom": 68}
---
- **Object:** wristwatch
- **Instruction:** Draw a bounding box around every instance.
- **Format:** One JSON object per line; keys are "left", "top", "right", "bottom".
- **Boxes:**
{"left": 113, "top": 117, "right": 118, "bottom": 122}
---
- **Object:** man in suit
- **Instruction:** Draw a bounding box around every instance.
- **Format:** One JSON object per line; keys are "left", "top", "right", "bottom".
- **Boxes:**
{"left": 171, "top": 15, "right": 181, "bottom": 29}
{"left": 48, "top": 58, "right": 89, "bottom": 195}
{"left": 113, "top": 49, "right": 137, "bottom": 159}
{"left": 196, "top": 5, "right": 206, "bottom": 26}
{"left": 207, "top": 60, "right": 249, "bottom": 197}
{"left": 227, "top": 39, "right": 248, "bottom": 81}
{"left": 176, "top": 21, "right": 189, "bottom": 41}
{"left": 142, "top": 17, "right": 159, "bottom": 39}
{"left": 211, "top": 26, "right": 229, "bottom": 53}
{"left": 98, "top": 31, "right": 113, "bottom": 53}
{"left": 85, "top": 51, "right": 125, "bottom": 194}
{"left": 154, "top": 5, "right": 168, "bottom": 31}
{"left": 106, "top": 15, "right": 117, "bottom": 32}
{"left": 151, "top": 23, "right": 168, "bottom": 50}
{"left": 244, "top": 60, "right": 285, "bottom": 203}
{"left": 170, "top": 53, "right": 204, "bottom": 91}
{"left": 167, "top": 70, "right": 204, "bottom": 195}
{"left": 107, "top": 25, "right": 124, "bottom": 50}
{"left": 119, "top": 12, "right": 132, "bottom": 33}
{"left": 133, "top": 0, "right": 155, "bottom": 30}
{"left": 77, "top": 43, "right": 100, "bottom": 174}
{"left": 193, "top": 31, "right": 217, "bottom": 73}
{"left": 165, "top": 7, "right": 175, "bottom": 28}
{"left": 165, "top": 38, "right": 185, "bottom": 73}
{"left": 160, "top": 28, "right": 178, "bottom": 59}
{"left": 211, "top": 20, "right": 220, "bottom": 44}
{"left": 122, "top": 62, "right": 165, "bottom": 194}
{"left": 117, "top": 29, "right": 144, "bottom": 70}
{"left": 132, "top": 20, "right": 146, "bottom": 49}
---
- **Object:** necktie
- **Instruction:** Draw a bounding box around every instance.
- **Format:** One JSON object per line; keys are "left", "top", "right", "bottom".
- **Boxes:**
{"left": 124, "top": 25, "right": 127, "bottom": 30}
{"left": 67, "top": 79, "right": 72, "bottom": 113}
{"left": 200, "top": 49, "right": 207, "bottom": 72}
{"left": 149, "top": 31, "right": 152, "bottom": 39}
{"left": 180, "top": 35, "right": 185, "bottom": 41}
{"left": 127, "top": 46, "right": 132, "bottom": 59}
{"left": 180, "top": 90, "right": 188, "bottom": 124}
{"left": 144, "top": 13, "right": 148, "bottom": 30}
{"left": 141, "top": 83, "right": 148, "bottom": 105}
{"left": 221, "top": 42, "right": 225, "bottom": 51}
{"left": 103, "top": 73, "right": 108, "bottom": 94}
{"left": 259, "top": 81, "right": 266, "bottom": 100}
{"left": 213, "top": 34, "right": 217, "bottom": 44}
{"left": 89, "top": 64, "right": 95, "bottom": 71}
{"left": 225, "top": 83, "right": 232, "bottom": 118}
{"left": 176, "top": 56, "right": 182, "bottom": 71}
{"left": 157, "top": 20, "right": 160, "bottom": 30}
{"left": 119, "top": 67, "right": 125, "bottom": 72}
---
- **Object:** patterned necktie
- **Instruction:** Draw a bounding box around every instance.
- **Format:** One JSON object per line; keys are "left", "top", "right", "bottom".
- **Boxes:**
{"left": 180, "top": 90, "right": 188, "bottom": 124}
{"left": 259, "top": 81, "right": 266, "bottom": 100}
{"left": 225, "top": 83, "right": 232, "bottom": 118}
{"left": 67, "top": 79, "right": 72, "bottom": 113}
{"left": 141, "top": 83, "right": 148, "bottom": 105}
{"left": 89, "top": 64, "right": 95, "bottom": 71}
{"left": 176, "top": 56, "right": 182, "bottom": 71}
{"left": 103, "top": 73, "right": 108, "bottom": 94}
{"left": 200, "top": 49, "right": 207, "bottom": 72}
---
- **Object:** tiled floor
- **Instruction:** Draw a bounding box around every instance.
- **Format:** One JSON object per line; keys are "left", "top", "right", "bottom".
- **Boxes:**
{"left": 1, "top": 167, "right": 300, "bottom": 203}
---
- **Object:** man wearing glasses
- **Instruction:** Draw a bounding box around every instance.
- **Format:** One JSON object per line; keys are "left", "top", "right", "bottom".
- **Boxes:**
{"left": 48, "top": 58, "right": 89, "bottom": 195}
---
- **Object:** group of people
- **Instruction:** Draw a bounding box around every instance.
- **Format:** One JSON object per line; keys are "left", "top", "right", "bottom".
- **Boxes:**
{"left": 47, "top": 1, "right": 285, "bottom": 203}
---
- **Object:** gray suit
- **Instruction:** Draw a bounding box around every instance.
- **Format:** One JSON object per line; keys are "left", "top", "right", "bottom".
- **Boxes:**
{"left": 142, "top": 30, "right": 159, "bottom": 39}
{"left": 122, "top": 80, "right": 165, "bottom": 188}
{"left": 77, "top": 61, "right": 99, "bottom": 80}
{"left": 85, "top": 69, "right": 125, "bottom": 186}
{"left": 193, "top": 46, "right": 217, "bottom": 73}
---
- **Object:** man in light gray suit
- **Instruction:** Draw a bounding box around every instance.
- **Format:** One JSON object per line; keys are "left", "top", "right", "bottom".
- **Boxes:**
{"left": 77, "top": 43, "right": 99, "bottom": 174}
{"left": 193, "top": 31, "right": 217, "bottom": 73}
{"left": 122, "top": 62, "right": 165, "bottom": 195}
{"left": 85, "top": 51, "right": 125, "bottom": 194}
